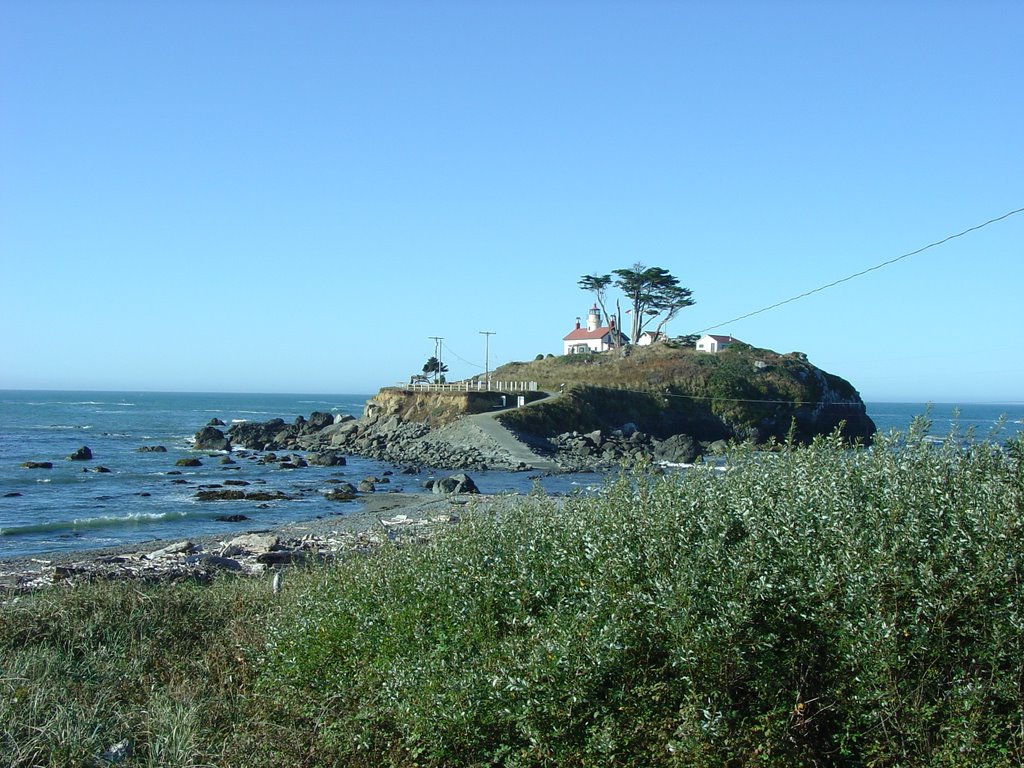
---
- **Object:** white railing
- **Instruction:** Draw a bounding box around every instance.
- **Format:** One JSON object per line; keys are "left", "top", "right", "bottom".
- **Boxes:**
{"left": 401, "top": 380, "right": 539, "bottom": 393}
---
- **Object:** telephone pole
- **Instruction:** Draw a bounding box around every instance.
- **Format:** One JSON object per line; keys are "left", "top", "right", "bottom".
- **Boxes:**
{"left": 428, "top": 336, "right": 443, "bottom": 384}
{"left": 479, "top": 331, "right": 495, "bottom": 387}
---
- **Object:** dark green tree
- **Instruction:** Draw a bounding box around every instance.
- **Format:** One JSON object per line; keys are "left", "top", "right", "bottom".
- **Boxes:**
{"left": 612, "top": 263, "right": 695, "bottom": 343}
{"left": 422, "top": 356, "right": 449, "bottom": 383}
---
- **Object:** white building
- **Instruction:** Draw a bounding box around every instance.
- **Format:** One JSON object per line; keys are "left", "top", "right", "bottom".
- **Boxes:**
{"left": 636, "top": 331, "right": 664, "bottom": 346}
{"left": 696, "top": 333, "right": 741, "bottom": 353}
{"left": 562, "top": 306, "right": 629, "bottom": 354}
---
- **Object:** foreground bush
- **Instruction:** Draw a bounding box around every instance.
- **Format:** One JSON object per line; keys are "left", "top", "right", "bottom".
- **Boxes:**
{"left": 2, "top": 424, "right": 1020, "bottom": 766}
{"left": 262, "top": 427, "right": 1024, "bottom": 767}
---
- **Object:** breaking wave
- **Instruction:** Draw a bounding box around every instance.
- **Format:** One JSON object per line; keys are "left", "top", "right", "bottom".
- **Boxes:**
{"left": 0, "top": 510, "right": 192, "bottom": 537}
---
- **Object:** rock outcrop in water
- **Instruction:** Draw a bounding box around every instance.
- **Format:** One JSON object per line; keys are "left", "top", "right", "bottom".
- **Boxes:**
{"left": 193, "top": 426, "right": 231, "bottom": 451}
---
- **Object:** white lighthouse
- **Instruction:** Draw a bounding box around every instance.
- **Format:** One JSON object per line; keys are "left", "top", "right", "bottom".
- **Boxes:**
{"left": 562, "top": 305, "right": 627, "bottom": 354}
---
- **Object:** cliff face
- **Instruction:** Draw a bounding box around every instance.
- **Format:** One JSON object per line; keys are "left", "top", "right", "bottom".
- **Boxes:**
{"left": 363, "top": 388, "right": 545, "bottom": 428}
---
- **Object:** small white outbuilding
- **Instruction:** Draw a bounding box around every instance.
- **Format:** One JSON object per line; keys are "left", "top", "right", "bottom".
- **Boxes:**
{"left": 696, "top": 334, "right": 741, "bottom": 353}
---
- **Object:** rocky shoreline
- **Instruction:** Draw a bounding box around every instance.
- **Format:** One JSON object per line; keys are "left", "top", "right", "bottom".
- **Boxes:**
{"left": 0, "top": 492, "right": 490, "bottom": 595}
{"left": 209, "top": 405, "right": 713, "bottom": 473}
{"left": 221, "top": 410, "right": 535, "bottom": 471}
{"left": 0, "top": 399, "right": 712, "bottom": 594}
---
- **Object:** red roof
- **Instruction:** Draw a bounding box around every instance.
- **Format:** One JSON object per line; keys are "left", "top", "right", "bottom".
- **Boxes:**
{"left": 563, "top": 327, "right": 614, "bottom": 341}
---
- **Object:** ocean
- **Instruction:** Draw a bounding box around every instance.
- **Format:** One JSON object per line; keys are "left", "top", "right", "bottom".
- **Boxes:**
{"left": 1, "top": 391, "right": 1021, "bottom": 561}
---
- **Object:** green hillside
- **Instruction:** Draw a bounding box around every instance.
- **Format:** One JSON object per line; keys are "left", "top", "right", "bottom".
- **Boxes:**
{"left": 491, "top": 342, "right": 875, "bottom": 443}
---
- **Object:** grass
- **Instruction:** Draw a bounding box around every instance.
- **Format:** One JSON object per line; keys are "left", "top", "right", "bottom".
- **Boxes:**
{"left": 2, "top": 422, "right": 1021, "bottom": 766}
{"left": 491, "top": 343, "right": 854, "bottom": 406}
{"left": 492, "top": 344, "right": 868, "bottom": 442}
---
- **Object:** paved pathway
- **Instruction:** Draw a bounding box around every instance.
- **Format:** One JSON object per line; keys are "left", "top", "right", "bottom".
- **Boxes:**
{"left": 465, "top": 392, "right": 562, "bottom": 472}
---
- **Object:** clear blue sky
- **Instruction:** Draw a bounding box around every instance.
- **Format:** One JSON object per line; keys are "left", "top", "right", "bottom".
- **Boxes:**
{"left": 2, "top": 1, "right": 1021, "bottom": 402}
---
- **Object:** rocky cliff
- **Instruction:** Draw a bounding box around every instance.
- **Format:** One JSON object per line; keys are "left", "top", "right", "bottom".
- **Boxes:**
{"left": 493, "top": 342, "right": 875, "bottom": 446}
{"left": 363, "top": 388, "right": 545, "bottom": 427}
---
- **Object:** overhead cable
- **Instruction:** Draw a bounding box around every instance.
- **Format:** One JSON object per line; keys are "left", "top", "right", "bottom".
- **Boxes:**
{"left": 698, "top": 205, "right": 1024, "bottom": 333}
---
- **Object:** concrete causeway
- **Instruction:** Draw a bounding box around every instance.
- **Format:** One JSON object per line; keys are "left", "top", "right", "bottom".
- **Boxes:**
{"left": 465, "top": 393, "right": 562, "bottom": 472}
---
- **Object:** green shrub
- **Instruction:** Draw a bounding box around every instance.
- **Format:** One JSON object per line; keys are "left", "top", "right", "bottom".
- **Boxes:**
{"left": 260, "top": 428, "right": 1024, "bottom": 766}
{"left": 4, "top": 423, "right": 1019, "bottom": 766}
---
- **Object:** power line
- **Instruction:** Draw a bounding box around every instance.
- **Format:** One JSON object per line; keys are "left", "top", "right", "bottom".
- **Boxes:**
{"left": 698, "top": 205, "right": 1024, "bottom": 334}
{"left": 442, "top": 341, "right": 483, "bottom": 370}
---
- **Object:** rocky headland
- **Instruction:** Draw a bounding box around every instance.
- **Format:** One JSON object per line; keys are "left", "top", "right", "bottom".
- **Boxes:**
{"left": 209, "top": 341, "right": 875, "bottom": 472}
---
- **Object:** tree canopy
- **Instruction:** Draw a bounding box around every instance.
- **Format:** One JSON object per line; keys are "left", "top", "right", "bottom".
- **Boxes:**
{"left": 579, "top": 264, "right": 694, "bottom": 344}
{"left": 422, "top": 356, "right": 449, "bottom": 383}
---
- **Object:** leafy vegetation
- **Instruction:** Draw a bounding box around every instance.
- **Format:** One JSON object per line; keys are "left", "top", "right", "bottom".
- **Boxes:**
{"left": 259, "top": 427, "right": 1024, "bottom": 767}
{"left": 2, "top": 425, "right": 1021, "bottom": 766}
{"left": 421, "top": 355, "right": 449, "bottom": 383}
{"left": 579, "top": 264, "right": 695, "bottom": 344}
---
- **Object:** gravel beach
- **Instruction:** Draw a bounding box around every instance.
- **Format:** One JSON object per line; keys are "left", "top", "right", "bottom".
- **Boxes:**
{"left": 0, "top": 491, "right": 503, "bottom": 594}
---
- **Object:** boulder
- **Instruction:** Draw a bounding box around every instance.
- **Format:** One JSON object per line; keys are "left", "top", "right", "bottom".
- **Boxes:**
{"left": 247, "top": 491, "right": 288, "bottom": 501}
{"left": 185, "top": 553, "right": 243, "bottom": 570}
{"left": 708, "top": 440, "right": 729, "bottom": 455}
{"left": 227, "top": 418, "right": 290, "bottom": 450}
{"left": 325, "top": 483, "right": 357, "bottom": 501}
{"left": 137, "top": 445, "right": 168, "bottom": 453}
{"left": 357, "top": 480, "right": 376, "bottom": 493}
{"left": 193, "top": 426, "right": 231, "bottom": 452}
{"left": 306, "top": 411, "right": 336, "bottom": 432}
{"left": 306, "top": 450, "right": 347, "bottom": 467}
{"left": 194, "top": 489, "right": 287, "bottom": 501}
{"left": 175, "top": 458, "right": 202, "bottom": 467}
{"left": 21, "top": 461, "right": 53, "bottom": 469}
{"left": 221, "top": 533, "right": 280, "bottom": 556}
{"left": 257, "top": 550, "right": 307, "bottom": 565}
{"left": 146, "top": 541, "right": 197, "bottom": 560}
{"left": 92, "top": 466, "right": 113, "bottom": 473}
{"left": 432, "top": 473, "right": 480, "bottom": 495}
{"left": 207, "top": 418, "right": 226, "bottom": 427}
{"left": 195, "top": 489, "right": 245, "bottom": 501}
{"left": 67, "top": 446, "right": 92, "bottom": 461}
{"left": 653, "top": 434, "right": 699, "bottom": 464}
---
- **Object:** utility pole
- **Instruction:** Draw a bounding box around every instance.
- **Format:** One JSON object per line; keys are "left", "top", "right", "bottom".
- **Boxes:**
{"left": 428, "top": 336, "right": 443, "bottom": 384}
{"left": 479, "top": 331, "right": 495, "bottom": 389}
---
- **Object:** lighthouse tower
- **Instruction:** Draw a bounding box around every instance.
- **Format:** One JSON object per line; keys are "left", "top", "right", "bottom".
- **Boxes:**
{"left": 586, "top": 305, "right": 601, "bottom": 332}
